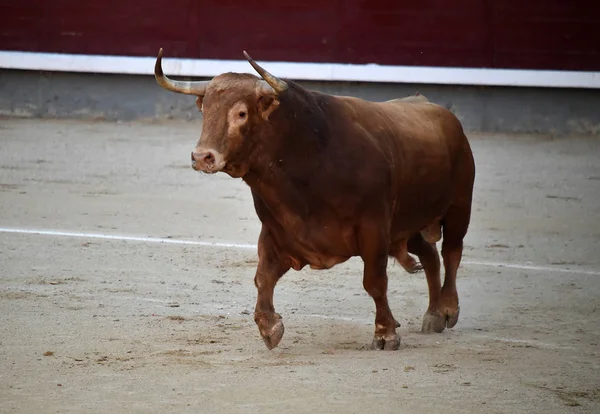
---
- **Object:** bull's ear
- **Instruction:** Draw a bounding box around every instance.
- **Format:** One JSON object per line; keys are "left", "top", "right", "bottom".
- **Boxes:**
{"left": 195, "top": 96, "right": 204, "bottom": 112}
{"left": 258, "top": 94, "right": 280, "bottom": 121}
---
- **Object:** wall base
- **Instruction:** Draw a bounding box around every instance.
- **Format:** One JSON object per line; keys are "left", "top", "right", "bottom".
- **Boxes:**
{"left": 1, "top": 69, "right": 599, "bottom": 135}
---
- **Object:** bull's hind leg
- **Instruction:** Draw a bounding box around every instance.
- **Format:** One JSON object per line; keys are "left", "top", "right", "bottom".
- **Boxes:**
{"left": 253, "top": 227, "right": 290, "bottom": 350}
{"left": 406, "top": 234, "right": 444, "bottom": 332}
{"left": 420, "top": 138, "right": 474, "bottom": 333}
{"left": 417, "top": 203, "right": 472, "bottom": 333}
{"left": 437, "top": 203, "right": 471, "bottom": 330}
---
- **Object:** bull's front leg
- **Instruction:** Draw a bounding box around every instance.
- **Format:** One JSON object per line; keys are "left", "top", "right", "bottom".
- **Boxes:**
{"left": 359, "top": 223, "right": 400, "bottom": 351}
{"left": 253, "top": 227, "right": 290, "bottom": 350}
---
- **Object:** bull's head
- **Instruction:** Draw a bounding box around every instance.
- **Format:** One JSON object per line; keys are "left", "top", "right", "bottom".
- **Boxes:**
{"left": 154, "top": 48, "right": 288, "bottom": 178}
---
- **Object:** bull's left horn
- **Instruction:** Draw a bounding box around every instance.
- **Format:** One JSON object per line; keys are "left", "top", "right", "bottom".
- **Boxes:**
{"left": 154, "top": 48, "right": 210, "bottom": 96}
{"left": 243, "top": 51, "right": 288, "bottom": 94}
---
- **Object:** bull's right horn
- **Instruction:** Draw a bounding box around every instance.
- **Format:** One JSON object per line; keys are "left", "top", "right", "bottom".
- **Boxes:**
{"left": 243, "top": 51, "right": 288, "bottom": 94}
{"left": 154, "top": 48, "right": 210, "bottom": 96}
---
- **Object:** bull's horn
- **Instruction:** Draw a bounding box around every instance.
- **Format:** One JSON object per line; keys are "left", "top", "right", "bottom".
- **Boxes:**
{"left": 154, "top": 48, "right": 209, "bottom": 96}
{"left": 243, "top": 51, "right": 288, "bottom": 94}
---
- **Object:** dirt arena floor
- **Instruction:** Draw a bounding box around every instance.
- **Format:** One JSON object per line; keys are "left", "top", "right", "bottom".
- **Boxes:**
{"left": 1, "top": 118, "right": 599, "bottom": 413}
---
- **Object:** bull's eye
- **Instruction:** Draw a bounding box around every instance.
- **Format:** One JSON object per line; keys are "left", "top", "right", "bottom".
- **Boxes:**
{"left": 239, "top": 111, "right": 246, "bottom": 118}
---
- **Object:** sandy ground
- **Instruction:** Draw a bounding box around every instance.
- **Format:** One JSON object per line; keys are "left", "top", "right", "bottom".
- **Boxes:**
{"left": 1, "top": 118, "right": 599, "bottom": 413}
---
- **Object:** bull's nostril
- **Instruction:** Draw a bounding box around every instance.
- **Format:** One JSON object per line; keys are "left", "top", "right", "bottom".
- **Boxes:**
{"left": 204, "top": 153, "right": 215, "bottom": 164}
{"left": 191, "top": 151, "right": 218, "bottom": 170}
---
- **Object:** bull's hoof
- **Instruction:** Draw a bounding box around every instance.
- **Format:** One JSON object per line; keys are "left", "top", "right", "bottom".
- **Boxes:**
{"left": 421, "top": 312, "right": 446, "bottom": 333}
{"left": 446, "top": 306, "right": 460, "bottom": 329}
{"left": 399, "top": 256, "right": 423, "bottom": 274}
{"left": 407, "top": 262, "right": 424, "bottom": 274}
{"left": 256, "top": 316, "right": 285, "bottom": 350}
{"left": 371, "top": 333, "right": 401, "bottom": 351}
{"left": 421, "top": 306, "right": 460, "bottom": 333}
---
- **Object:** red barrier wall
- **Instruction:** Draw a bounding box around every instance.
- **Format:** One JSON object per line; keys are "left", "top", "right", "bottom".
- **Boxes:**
{"left": 2, "top": 1, "right": 598, "bottom": 70}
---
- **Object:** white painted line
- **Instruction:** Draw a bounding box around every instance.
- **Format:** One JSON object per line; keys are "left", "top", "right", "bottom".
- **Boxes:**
{"left": 307, "top": 314, "right": 370, "bottom": 323}
{"left": 462, "top": 259, "right": 600, "bottom": 276}
{"left": 1, "top": 226, "right": 599, "bottom": 276}
{"left": 0, "top": 227, "right": 256, "bottom": 249}
{"left": 472, "top": 334, "right": 570, "bottom": 350}
{"left": 1, "top": 50, "right": 599, "bottom": 89}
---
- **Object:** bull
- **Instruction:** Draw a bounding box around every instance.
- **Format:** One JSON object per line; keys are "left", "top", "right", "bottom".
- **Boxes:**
{"left": 154, "top": 48, "right": 475, "bottom": 351}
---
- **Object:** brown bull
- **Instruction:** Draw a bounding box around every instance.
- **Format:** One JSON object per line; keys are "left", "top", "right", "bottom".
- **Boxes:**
{"left": 154, "top": 49, "right": 475, "bottom": 351}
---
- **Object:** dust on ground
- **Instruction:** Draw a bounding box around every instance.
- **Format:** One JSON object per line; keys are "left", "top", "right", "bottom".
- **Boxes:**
{"left": 1, "top": 118, "right": 599, "bottom": 413}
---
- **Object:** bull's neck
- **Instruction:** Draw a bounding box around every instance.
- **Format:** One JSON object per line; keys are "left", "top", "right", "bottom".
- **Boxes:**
{"left": 242, "top": 86, "right": 332, "bottom": 216}
{"left": 242, "top": 140, "right": 322, "bottom": 219}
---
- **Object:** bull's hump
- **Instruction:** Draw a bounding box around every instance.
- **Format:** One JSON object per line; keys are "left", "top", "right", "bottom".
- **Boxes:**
{"left": 386, "top": 94, "right": 430, "bottom": 104}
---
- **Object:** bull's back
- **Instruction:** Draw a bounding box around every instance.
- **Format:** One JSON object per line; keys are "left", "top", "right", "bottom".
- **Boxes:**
{"left": 337, "top": 94, "right": 466, "bottom": 158}
{"left": 336, "top": 95, "right": 473, "bottom": 231}
{"left": 345, "top": 96, "right": 467, "bottom": 177}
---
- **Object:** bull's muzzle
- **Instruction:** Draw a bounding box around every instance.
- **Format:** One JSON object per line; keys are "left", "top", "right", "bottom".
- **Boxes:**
{"left": 191, "top": 149, "right": 225, "bottom": 173}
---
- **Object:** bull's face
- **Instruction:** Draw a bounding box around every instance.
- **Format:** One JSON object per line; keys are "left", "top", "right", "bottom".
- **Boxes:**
{"left": 154, "top": 49, "right": 287, "bottom": 179}
{"left": 191, "top": 79, "right": 277, "bottom": 178}
{"left": 191, "top": 84, "right": 252, "bottom": 177}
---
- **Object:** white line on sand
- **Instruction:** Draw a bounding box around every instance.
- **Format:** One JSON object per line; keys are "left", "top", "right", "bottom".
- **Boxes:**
{"left": 0, "top": 227, "right": 256, "bottom": 249}
{"left": 1, "top": 227, "right": 599, "bottom": 276}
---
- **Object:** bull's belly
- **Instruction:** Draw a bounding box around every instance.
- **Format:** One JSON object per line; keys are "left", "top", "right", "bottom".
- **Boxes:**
{"left": 268, "top": 214, "right": 439, "bottom": 271}
{"left": 288, "top": 253, "right": 351, "bottom": 271}
{"left": 285, "top": 240, "right": 354, "bottom": 271}
{"left": 262, "top": 192, "right": 449, "bottom": 271}
{"left": 270, "top": 224, "right": 356, "bottom": 271}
